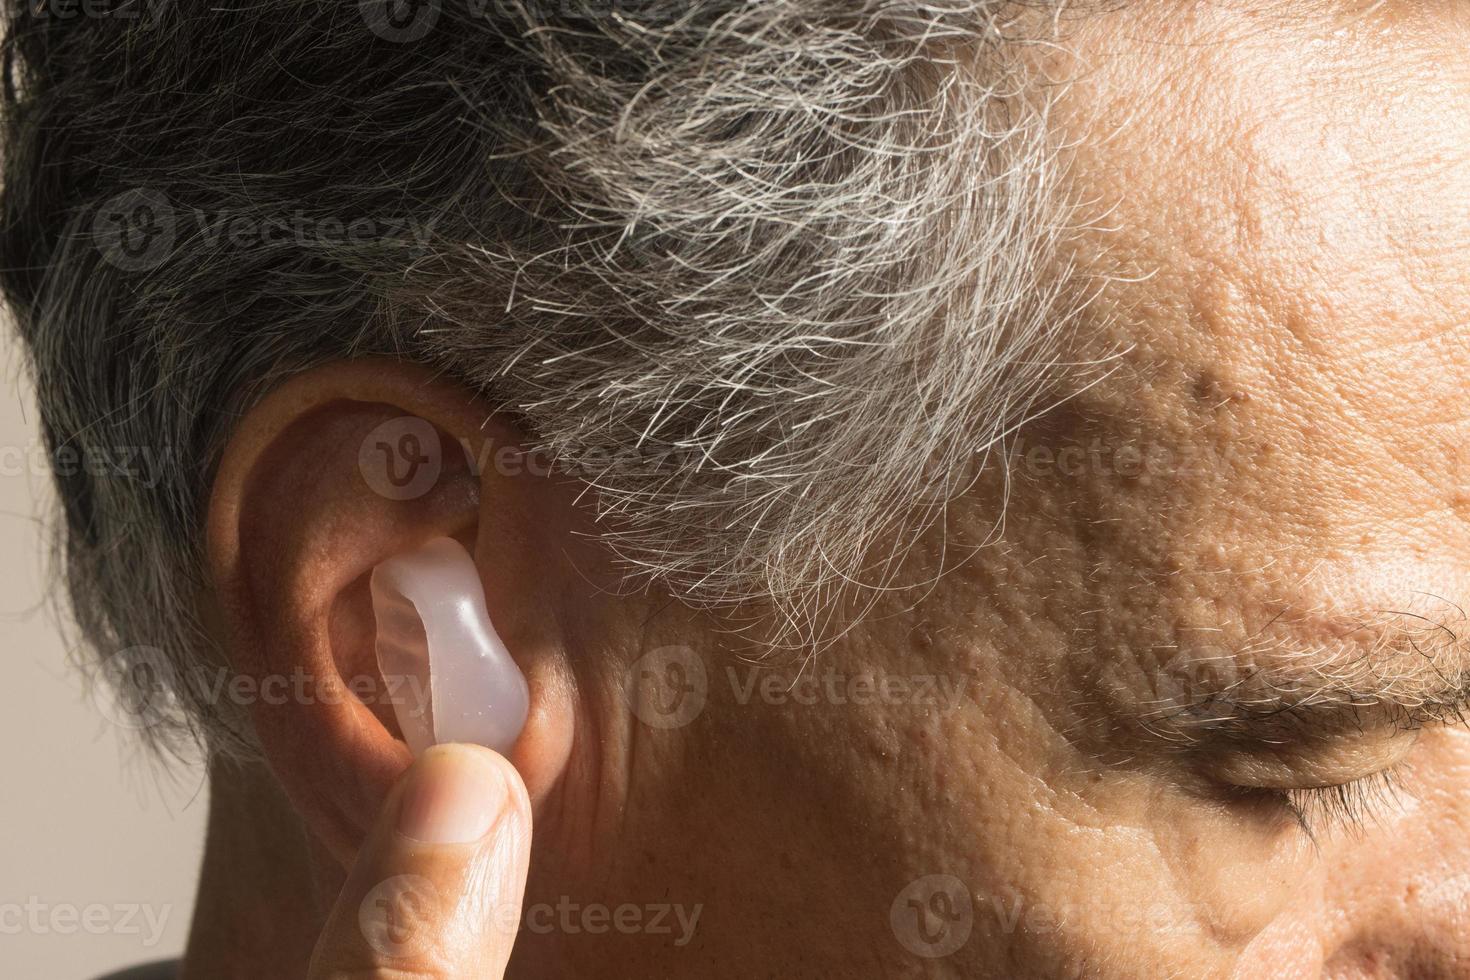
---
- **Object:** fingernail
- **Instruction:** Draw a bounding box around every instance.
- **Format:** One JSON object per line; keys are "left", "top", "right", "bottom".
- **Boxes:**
{"left": 397, "top": 746, "right": 505, "bottom": 844}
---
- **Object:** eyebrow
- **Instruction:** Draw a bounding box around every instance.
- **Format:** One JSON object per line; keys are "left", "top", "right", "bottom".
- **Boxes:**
{"left": 1121, "top": 606, "right": 1470, "bottom": 750}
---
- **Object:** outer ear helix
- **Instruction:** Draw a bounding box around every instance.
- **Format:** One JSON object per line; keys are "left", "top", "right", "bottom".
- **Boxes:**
{"left": 370, "top": 536, "right": 530, "bottom": 756}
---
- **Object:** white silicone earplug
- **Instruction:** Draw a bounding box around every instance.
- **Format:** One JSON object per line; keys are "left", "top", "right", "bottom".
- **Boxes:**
{"left": 370, "top": 537, "right": 530, "bottom": 756}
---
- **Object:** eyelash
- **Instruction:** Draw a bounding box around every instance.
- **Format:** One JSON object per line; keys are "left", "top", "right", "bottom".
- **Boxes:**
{"left": 1280, "top": 767, "right": 1408, "bottom": 841}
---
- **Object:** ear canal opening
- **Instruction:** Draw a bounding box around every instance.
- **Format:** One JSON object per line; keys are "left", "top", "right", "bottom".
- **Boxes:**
{"left": 369, "top": 537, "right": 530, "bottom": 755}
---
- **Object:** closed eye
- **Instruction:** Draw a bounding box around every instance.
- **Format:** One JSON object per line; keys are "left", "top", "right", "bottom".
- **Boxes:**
{"left": 1276, "top": 765, "right": 1409, "bottom": 843}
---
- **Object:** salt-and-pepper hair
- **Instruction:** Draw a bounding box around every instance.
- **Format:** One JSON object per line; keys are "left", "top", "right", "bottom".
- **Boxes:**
{"left": 1, "top": 0, "right": 1083, "bottom": 758}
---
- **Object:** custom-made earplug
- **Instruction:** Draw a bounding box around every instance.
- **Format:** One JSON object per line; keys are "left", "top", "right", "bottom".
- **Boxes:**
{"left": 370, "top": 537, "right": 530, "bottom": 756}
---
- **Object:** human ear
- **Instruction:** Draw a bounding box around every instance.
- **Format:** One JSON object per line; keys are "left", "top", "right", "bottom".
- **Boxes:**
{"left": 205, "top": 359, "right": 577, "bottom": 865}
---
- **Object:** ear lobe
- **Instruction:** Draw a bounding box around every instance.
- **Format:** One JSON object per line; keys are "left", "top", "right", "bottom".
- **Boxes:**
{"left": 204, "top": 360, "right": 573, "bottom": 866}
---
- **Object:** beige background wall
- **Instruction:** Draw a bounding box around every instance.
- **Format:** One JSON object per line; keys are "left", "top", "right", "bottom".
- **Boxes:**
{"left": 2, "top": 338, "right": 207, "bottom": 979}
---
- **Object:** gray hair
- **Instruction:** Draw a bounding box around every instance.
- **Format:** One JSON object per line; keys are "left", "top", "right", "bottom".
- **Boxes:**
{"left": 1, "top": 0, "right": 1084, "bottom": 758}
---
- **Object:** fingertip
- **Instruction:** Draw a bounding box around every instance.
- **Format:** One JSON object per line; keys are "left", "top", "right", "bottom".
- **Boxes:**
{"left": 423, "top": 742, "right": 532, "bottom": 824}
{"left": 397, "top": 744, "right": 511, "bottom": 844}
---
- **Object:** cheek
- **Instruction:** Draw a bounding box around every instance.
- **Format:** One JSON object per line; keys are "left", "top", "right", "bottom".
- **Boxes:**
{"left": 1231, "top": 913, "right": 1324, "bottom": 980}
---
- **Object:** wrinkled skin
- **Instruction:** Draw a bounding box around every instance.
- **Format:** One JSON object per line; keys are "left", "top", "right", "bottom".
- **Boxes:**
{"left": 188, "top": 3, "right": 1470, "bottom": 978}
{"left": 513, "top": 3, "right": 1470, "bottom": 977}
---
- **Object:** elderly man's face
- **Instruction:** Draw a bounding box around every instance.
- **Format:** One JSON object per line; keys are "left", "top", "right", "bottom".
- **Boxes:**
{"left": 518, "top": 4, "right": 1470, "bottom": 976}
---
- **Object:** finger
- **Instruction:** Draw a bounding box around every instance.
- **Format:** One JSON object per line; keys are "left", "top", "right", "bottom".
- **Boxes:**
{"left": 308, "top": 743, "right": 531, "bottom": 979}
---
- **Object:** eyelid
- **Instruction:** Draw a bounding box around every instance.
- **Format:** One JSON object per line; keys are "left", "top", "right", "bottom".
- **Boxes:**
{"left": 1198, "top": 726, "right": 1418, "bottom": 792}
{"left": 1195, "top": 730, "right": 1418, "bottom": 841}
{"left": 1281, "top": 764, "right": 1410, "bottom": 840}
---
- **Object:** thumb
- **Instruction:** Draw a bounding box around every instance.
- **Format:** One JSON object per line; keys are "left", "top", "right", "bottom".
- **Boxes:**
{"left": 309, "top": 743, "right": 531, "bottom": 979}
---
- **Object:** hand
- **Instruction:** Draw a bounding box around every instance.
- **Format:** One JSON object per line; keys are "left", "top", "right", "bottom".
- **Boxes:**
{"left": 308, "top": 744, "right": 531, "bottom": 979}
